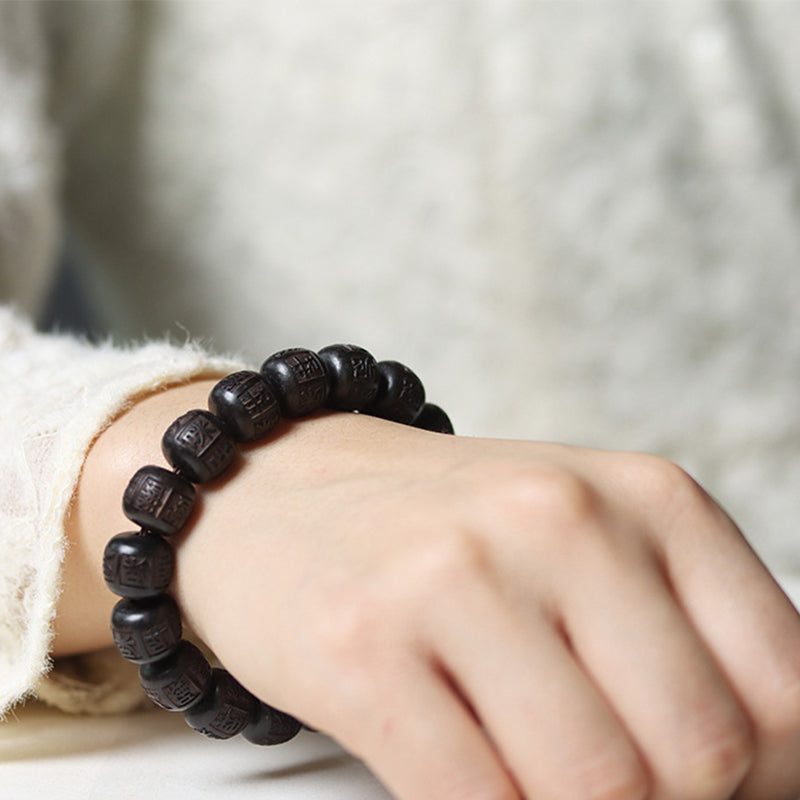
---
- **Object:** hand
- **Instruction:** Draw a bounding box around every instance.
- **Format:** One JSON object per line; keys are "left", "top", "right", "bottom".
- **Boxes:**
{"left": 61, "top": 381, "right": 800, "bottom": 800}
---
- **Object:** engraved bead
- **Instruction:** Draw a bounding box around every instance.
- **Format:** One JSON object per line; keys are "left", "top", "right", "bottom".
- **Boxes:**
{"left": 412, "top": 403, "right": 455, "bottom": 435}
{"left": 111, "top": 595, "right": 182, "bottom": 664}
{"left": 122, "top": 466, "right": 196, "bottom": 536}
{"left": 365, "top": 360, "right": 426, "bottom": 425}
{"left": 260, "top": 348, "right": 330, "bottom": 417}
{"left": 318, "top": 344, "right": 380, "bottom": 411}
{"left": 162, "top": 409, "right": 236, "bottom": 483}
{"left": 139, "top": 641, "right": 212, "bottom": 711}
{"left": 103, "top": 532, "right": 174, "bottom": 598}
{"left": 243, "top": 702, "right": 303, "bottom": 746}
{"left": 208, "top": 370, "right": 281, "bottom": 441}
{"left": 184, "top": 669, "right": 257, "bottom": 740}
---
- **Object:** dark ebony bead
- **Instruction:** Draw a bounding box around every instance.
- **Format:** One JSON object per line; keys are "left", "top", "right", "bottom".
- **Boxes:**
{"left": 260, "top": 348, "right": 329, "bottom": 417}
{"left": 318, "top": 344, "right": 380, "bottom": 411}
{"left": 139, "top": 641, "right": 212, "bottom": 711}
{"left": 412, "top": 403, "right": 455, "bottom": 435}
{"left": 103, "top": 532, "right": 174, "bottom": 598}
{"left": 365, "top": 360, "right": 426, "bottom": 425}
{"left": 111, "top": 595, "right": 182, "bottom": 664}
{"left": 208, "top": 370, "right": 281, "bottom": 441}
{"left": 243, "top": 701, "right": 303, "bottom": 746}
{"left": 122, "top": 466, "right": 196, "bottom": 537}
{"left": 184, "top": 669, "right": 258, "bottom": 740}
{"left": 162, "top": 409, "right": 236, "bottom": 483}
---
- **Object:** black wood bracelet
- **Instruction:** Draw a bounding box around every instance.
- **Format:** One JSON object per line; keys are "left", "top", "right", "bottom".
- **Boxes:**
{"left": 103, "top": 344, "right": 453, "bottom": 745}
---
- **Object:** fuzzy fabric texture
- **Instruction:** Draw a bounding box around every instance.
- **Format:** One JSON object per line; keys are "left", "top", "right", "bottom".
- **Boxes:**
{"left": 58, "top": 1, "right": 800, "bottom": 572}
{"left": 2, "top": 0, "right": 800, "bottom": 716}
{"left": 0, "top": 308, "right": 241, "bottom": 716}
{"left": 0, "top": 1, "right": 57, "bottom": 315}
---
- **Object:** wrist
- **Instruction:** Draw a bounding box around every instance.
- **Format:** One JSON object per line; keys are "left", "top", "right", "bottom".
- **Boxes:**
{"left": 55, "top": 379, "right": 221, "bottom": 656}
{"left": 96, "top": 346, "right": 452, "bottom": 745}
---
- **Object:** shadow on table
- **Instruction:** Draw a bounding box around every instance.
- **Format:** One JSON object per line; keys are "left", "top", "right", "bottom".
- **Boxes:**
{"left": 236, "top": 751, "right": 355, "bottom": 783}
{"left": 0, "top": 700, "right": 183, "bottom": 760}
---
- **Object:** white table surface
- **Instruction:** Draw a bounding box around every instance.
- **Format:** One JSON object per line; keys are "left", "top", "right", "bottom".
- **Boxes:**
{"left": 0, "top": 702, "right": 392, "bottom": 800}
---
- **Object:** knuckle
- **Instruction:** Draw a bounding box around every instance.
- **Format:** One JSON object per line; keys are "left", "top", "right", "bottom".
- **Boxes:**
{"left": 309, "top": 585, "right": 383, "bottom": 667}
{"left": 469, "top": 464, "right": 618, "bottom": 564}
{"left": 480, "top": 464, "right": 604, "bottom": 532}
{"left": 678, "top": 712, "right": 754, "bottom": 799}
{"left": 535, "top": 468, "right": 601, "bottom": 527}
{"left": 628, "top": 453, "right": 708, "bottom": 514}
{"left": 523, "top": 468, "right": 610, "bottom": 559}
{"left": 411, "top": 531, "right": 490, "bottom": 593}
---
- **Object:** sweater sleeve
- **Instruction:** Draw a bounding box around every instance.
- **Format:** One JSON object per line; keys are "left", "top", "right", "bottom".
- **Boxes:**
{"left": 0, "top": 306, "right": 243, "bottom": 717}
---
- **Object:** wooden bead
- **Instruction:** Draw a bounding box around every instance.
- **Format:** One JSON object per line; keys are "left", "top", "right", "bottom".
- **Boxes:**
{"left": 109, "top": 347, "right": 454, "bottom": 749}
{"left": 208, "top": 370, "right": 281, "bottom": 441}
{"left": 103, "top": 532, "right": 174, "bottom": 598}
{"left": 260, "top": 348, "right": 329, "bottom": 417}
{"left": 412, "top": 403, "right": 455, "bottom": 434}
{"left": 243, "top": 702, "right": 303, "bottom": 746}
{"left": 184, "top": 669, "right": 257, "bottom": 740}
{"left": 318, "top": 344, "right": 380, "bottom": 411}
{"left": 366, "top": 360, "right": 426, "bottom": 425}
{"left": 111, "top": 595, "right": 182, "bottom": 664}
{"left": 162, "top": 409, "right": 236, "bottom": 483}
{"left": 139, "top": 641, "right": 212, "bottom": 711}
{"left": 122, "top": 466, "right": 196, "bottom": 536}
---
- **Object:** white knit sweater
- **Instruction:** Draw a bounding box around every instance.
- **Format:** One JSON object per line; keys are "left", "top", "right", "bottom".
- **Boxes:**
{"left": 3, "top": 1, "right": 800, "bottom": 717}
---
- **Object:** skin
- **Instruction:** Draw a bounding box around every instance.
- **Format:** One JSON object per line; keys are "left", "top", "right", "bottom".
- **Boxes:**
{"left": 55, "top": 379, "right": 800, "bottom": 800}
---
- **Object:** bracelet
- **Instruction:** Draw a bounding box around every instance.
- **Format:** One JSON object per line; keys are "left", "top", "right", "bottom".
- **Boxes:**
{"left": 102, "top": 345, "right": 453, "bottom": 744}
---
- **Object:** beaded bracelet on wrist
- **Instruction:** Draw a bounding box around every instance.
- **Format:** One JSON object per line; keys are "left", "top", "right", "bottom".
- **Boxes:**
{"left": 102, "top": 345, "right": 453, "bottom": 745}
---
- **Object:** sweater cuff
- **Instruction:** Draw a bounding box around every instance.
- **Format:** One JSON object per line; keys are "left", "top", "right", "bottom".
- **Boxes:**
{"left": 0, "top": 309, "right": 244, "bottom": 717}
